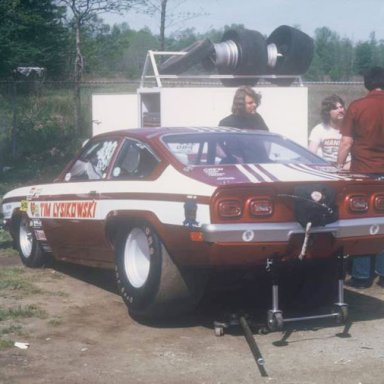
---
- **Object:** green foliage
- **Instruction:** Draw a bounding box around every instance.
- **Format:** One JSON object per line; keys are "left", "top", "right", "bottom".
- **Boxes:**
{"left": 0, "top": 155, "right": 72, "bottom": 196}
{"left": 0, "top": 0, "right": 69, "bottom": 79}
{"left": 0, "top": 324, "right": 22, "bottom": 335}
{"left": 1, "top": 85, "right": 80, "bottom": 161}
{"left": 0, "top": 338, "right": 14, "bottom": 349}
{"left": 355, "top": 42, "right": 374, "bottom": 75}
{"left": 1, "top": 1, "right": 384, "bottom": 81}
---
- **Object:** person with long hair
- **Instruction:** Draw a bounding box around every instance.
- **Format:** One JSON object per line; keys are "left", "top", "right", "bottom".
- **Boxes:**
{"left": 219, "top": 86, "right": 269, "bottom": 131}
{"left": 308, "top": 94, "right": 348, "bottom": 168}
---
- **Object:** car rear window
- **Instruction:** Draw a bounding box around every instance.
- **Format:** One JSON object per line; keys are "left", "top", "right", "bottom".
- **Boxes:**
{"left": 162, "top": 132, "right": 327, "bottom": 166}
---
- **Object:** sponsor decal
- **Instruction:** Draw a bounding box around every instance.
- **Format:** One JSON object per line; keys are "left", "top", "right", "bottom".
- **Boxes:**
{"left": 203, "top": 168, "right": 225, "bottom": 177}
{"left": 20, "top": 200, "right": 28, "bottom": 212}
{"left": 96, "top": 141, "right": 118, "bottom": 175}
{"left": 2, "top": 204, "right": 13, "bottom": 217}
{"left": 27, "top": 187, "right": 42, "bottom": 200}
{"left": 34, "top": 229, "right": 47, "bottom": 241}
{"left": 29, "top": 201, "right": 97, "bottom": 219}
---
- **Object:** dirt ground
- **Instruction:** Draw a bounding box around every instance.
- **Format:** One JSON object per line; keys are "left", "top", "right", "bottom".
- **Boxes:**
{"left": 1, "top": 247, "right": 384, "bottom": 384}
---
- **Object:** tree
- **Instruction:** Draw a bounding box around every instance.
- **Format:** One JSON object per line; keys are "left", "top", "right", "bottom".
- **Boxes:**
{"left": 123, "top": 28, "right": 159, "bottom": 78}
{"left": 0, "top": 0, "right": 68, "bottom": 79}
{"left": 354, "top": 41, "right": 373, "bottom": 75}
{"left": 310, "top": 27, "right": 340, "bottom": 80}
{"left": 135, "top": 0, "right": 206, "bottom": 50}
{"left": 55, "top": 0, "right": 138, "bottom": 135}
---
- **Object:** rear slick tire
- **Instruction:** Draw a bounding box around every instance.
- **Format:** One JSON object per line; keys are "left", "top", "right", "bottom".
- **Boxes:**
{"left": 115, "top": 223, "right": 206, "bottom": 320}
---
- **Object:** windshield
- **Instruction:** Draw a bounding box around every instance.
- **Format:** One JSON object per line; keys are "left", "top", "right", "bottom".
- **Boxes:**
{"left": 162, "top": 132, "right": 327, "bottom": 166}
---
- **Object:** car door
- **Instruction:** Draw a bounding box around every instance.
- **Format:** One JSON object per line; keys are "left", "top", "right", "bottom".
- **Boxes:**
{"left": 40, "top": 137, "right": 121, "bottom": 265}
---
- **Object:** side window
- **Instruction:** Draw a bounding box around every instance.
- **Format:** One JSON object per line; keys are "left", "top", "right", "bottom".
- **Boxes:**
{"left": 111, "top": 140, "right": 159, "bottom": 179}
{"left": 66, "top": 139, "right": 118, "bottom": 181}
{"left": 267, "top": 141, "right": 303, "bottom": 163}
{"left": 165, "top": 141, "right": 213, "bottom": 165}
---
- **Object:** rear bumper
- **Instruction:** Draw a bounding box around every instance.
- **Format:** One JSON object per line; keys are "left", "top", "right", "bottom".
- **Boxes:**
{"left": 201, "top": 217, "right": 384, "bottom": 244}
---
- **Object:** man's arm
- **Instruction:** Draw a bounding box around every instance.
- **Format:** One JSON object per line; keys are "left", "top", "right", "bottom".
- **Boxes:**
{"left": 308, "top": 140, "right": 320, "bottom": 154}
{"left": 337, "top": 135, "right": 353, "bottom": 169}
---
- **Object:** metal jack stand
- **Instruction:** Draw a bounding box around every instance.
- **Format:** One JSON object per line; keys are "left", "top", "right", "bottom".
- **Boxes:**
{"left": 213, "top": 313, "right": 268, "bottom": 377}
{"left": 266, "top": 253, "right": 349, "bottom": 332}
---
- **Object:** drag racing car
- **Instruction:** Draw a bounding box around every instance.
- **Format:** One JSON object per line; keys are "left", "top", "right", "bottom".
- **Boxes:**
{"left": 3, "top": 127, "right": 384, "bottom": 323}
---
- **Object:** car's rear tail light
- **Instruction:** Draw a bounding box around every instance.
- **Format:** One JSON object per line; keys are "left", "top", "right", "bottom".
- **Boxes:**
{"left": 249, "top": 198, "right": 273, "bottom": 217}
{"left": 374, "top": 195, "right": 384, "bottom": 211}
{"left": 349, "top": 195, "right": 368, "bottom": 212}
{"left": 218, "top": 199, "right": 242, "bottom": 218}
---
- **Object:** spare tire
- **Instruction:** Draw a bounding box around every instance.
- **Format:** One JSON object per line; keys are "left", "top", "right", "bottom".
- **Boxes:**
{"left": 218, "top": 29, "right": 268, "bottom": 86}
{"left": 159, "top": 39, "right": 214, "bottom": 75}
{"left": 266, "top": 25, "right": 314, "bottom": 85}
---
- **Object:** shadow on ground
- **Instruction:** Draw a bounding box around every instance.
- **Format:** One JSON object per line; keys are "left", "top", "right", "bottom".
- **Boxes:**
{"left": 47, "top": 259, "right": 384, "bottom": 334}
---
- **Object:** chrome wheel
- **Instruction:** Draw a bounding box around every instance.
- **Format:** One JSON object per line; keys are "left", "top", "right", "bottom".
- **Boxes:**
{"left": 19, "top": 216, "right": 33, "bottom": 259}
{"left": 124, "top": 227, "right": 151, "bottom": 288}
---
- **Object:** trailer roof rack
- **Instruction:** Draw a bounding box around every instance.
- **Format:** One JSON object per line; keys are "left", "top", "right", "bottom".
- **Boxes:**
{"left": 140, "top": 50, "right": 303, "bottom": 88}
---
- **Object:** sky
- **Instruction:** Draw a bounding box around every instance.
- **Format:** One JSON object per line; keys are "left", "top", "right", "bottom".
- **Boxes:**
{"left": 103, "top": 0, "right": 384, "bottom": 42}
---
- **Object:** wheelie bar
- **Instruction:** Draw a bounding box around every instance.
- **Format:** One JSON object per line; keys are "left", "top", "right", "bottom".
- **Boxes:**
{"left": 266, "top": 253, "right": 349, "bottom": 332}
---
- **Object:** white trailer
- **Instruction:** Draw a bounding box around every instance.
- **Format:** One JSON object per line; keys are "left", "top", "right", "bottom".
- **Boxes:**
{"left": 92, "top": 85, "right": 308, "bottom": 146}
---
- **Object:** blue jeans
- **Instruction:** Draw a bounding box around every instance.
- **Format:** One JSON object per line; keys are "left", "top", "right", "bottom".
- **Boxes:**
{"left": 352, "top": 252, "right": 384, "bottom": 280}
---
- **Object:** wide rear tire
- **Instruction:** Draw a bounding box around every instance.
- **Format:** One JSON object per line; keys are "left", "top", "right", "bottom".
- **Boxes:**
{"left": 218, "top": 29, "right": 268, "bottom": 87}
{"left": 266, "top": 25, "right": 314, "bottom": 86}
{"left": 115, "top": 222, "right": 206, "bottom": 319}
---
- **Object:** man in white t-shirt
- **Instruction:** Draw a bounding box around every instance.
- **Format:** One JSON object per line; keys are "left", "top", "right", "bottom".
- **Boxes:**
{"left": 308, "top": 95, "right": 349, "bottom": 168}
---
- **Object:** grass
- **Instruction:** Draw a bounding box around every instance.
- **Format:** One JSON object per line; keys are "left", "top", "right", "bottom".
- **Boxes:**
{"left": 0, "top": 304, "right": 47, "bottom": 349}
{"left": 0, "top": 229, "right": 12, "bottom": 243}
{"left": 0, "top": 267, "right": 43, "bottom": 297}
{"left": 48, "top": 317, "right": 63, "bottom": 327}
{"left": 0, "top": 338, "right": 14, "bottom": 349}
{"left": 0, "top": 324, "right": 24, "bottom": 349}
{"left": 0, "top": 247, "right": 66, "bottom": 349}
{"left": 0, "top": 305, "right": 47, "bottom": 321}
{"left": 0, "top": 324, "right": 22, "bottom": 335}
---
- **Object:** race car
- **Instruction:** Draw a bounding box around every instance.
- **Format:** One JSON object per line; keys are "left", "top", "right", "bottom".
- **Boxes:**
{"left": 3, "top": 127, "right": 384, "bottom": 320}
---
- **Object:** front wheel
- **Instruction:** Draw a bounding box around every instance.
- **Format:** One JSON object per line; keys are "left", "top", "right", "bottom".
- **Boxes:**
{"left": 115, "top": 223, "right": 206, "bottom": 319}
{"left": 17, "top": 215, "right": 47, "bottom": 268}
